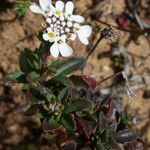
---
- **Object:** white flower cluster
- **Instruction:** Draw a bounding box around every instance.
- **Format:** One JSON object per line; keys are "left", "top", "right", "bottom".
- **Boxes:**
{"left": 30, "top": 0, "right": 92, "bottom": 58}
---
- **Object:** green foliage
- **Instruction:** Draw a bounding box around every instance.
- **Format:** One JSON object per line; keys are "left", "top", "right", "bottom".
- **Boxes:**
{"left": 39, "top": 87, "right": 56, "bottom": 103}
{"left": 5, "top": 31, "right": 138, "bottom": 150}
{"left": 52, "top": 58, "right": 85, "bottom": 76}
{"left": 61, "top": 113, "right": 76, "bottom": 131}
{"left": 64, "top": 99, "right": 92, "bottom": 113}
{"left": 15, "top": 0, "right": 31, "bottom": 17}
{"left": 26, "top": 71, "right": 40, "bottom": 83}
{"left": 4, "top": 72, "right": 27, "bottom": 83}
{"left": 20, "top": 48, "right": 41, "bottom": 73}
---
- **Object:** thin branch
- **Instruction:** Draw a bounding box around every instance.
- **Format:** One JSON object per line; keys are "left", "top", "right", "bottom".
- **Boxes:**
{"left": 85, "top": 35, "right": 103, "bottom": 61}
{"left": 96, "top": 19, "right": 150, "bottom": 35}
{"left": 97, "top": 72, "right": 123, "bottom": 85}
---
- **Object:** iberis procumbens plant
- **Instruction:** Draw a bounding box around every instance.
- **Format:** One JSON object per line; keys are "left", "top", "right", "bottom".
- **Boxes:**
{"left": 30, "top": 0, "right": 92, "bottom": 57}
{"left": 5, "top": 0, "right": 142, "bottom": 150}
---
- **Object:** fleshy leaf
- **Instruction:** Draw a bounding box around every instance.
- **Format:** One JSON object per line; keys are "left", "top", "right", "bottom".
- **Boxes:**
{"left": 52, "top": 75, "right": 74, "bottom": 87}
{"left": 42, "top": 117, "right": 60, "bottom": 132}
{"left": 26, "top": 71, "right": 40, "bottom": 83}
{"left": 36, "top": 43, "right": 46, "bottom": 58}
{"left": 76, "top": 117, "right": 95, "bottom": 139}
{"left": 107, "top": 123, "right": 118, "bottom": 147}
{"left": 69, "top": 75, "right": 89, "bottom": 89}
{"left": 27, "top": 87, "right": 43, "bottom": 103}
{"left": 58, "top": 88, "right": 69, "bottom": 102}
{"left": 82, "top": 76, "right": 97, "bottom": 93}
{"left": 39, "top": 87, "right": 56, "bottom": 103}
{"left": 61, "top": 114, "right": 76, "bottom": 131}
{"left": 19, "top": 48, "right": 41, "bottom": 73}
{"left": 113, "top": 129, "right": 138, "bottom": 144}
{"left": 64, "top": 99, "right": 92, "bottom": 113}
{"left": 52, "top": 57, "right": 86, "bottom": 76}
{"left": 24, "top": 104, "right": 41, "bottom": 116}
{"left": 99, "top": 111, "right": 107, "bottom": 131}
{"left": 61, "top": 140, "right": 77, "bottom": 150}
{"left": 4, "top": 72, "right": 27, "bottom": 83}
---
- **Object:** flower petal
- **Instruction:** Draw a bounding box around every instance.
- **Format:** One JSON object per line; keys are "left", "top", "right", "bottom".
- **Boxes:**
{"left": 59, "top": 43, "right": 73, "bottom": 57}
{"left": 65, "top": 1, "right": 74, "bottom": 15}
{"left": 43, "top": 33, "right": 49, "bottom": 41}
{"left": 78, "top": 35, "right": 89, "bottom": 45}
{"left": 47, "top": 11, "right": 53, "bottom": 17}
{"left": 71, "top": 15, "right": 85, "bottom": 23}
{"left": 49, "top": 38, "right": 55, "bottom": 43}
{"left": 47, "top": 27, "right": 52, "bottom": 32}
{"left": 50, "top": 43, "right": 59, "bottom": 58}
{"left": 50, "top": 4, "right": 56, "bottom": 11}
{"left": 56, "top": 0, "right": 64, "bottom": 11}
{"left": 78, "top": 25, "right": 92, "bottom": 37}
{"left": 30, "top": 5, "right": 44, "bottom": 14}
{"left": 69, "top": 34, "right": 77, "bottom": 41}
{"left": 39, "top": 0, "right": 51, "bottom": 11}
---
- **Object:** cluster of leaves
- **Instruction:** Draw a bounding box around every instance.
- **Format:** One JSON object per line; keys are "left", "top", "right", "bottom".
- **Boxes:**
{"left": 14, "top": 0, "right": 32, "bottom": 17}
{"left": 5, "top": 34, "right": 139, "bottom": 150}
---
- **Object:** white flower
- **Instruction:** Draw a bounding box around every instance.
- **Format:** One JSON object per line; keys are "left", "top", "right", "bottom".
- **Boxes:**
{"left": 65, "top": 1, "right": 85, "bottom": 23}
{"left": 43, "top": 28, "right": 56, "bottom": 42}
{"left": 50, "top": 0, "right": 65, "bottom": 17}
{"left": 30, "top": 0, "right": 52, "bottom": 17}
{"left": 76, "top": 25, "right": 92, "bottom": 45}
{"left": 30, "top": 0, "right": 92, "bottom": 58}
{"left": 50, "top": 35, "right": 73, "bottom": 58}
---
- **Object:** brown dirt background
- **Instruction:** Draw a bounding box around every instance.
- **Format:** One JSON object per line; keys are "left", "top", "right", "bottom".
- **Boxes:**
{"left": 0, "top": 0, "right": 150, "bottom": 149}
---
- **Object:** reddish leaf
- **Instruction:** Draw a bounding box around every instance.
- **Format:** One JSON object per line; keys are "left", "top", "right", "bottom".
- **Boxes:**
{"left": 55, "top": 128, "right": 68, "bottom": 148}
{"left": 75, "top": 117, "right": 95, "bottom": 139}
{"left": 106, "top": 100, "right": 117, "bottom": 124}
{"left": 61, "top": 140, "right": 77, "bottom": 150}
{"left": 117, "top": 15, "right": 129, "bottom": 28}
{"left": 82, "top": 76, "right": 98, "bottom": 93}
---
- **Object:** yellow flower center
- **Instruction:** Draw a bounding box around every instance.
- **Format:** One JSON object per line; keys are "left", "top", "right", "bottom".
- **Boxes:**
{"left": 55, "top": 10, "right": 61, "bottom": 16}
{"left": 44, "top": 9, "right": 49, "bottom": 14}
{"left": 48, "top": 32, "right": 55, "bottom": 38}
{"left": 75, "top": 27, "right": 80, "bottom": 31}
{"left": 57, "top": 40, "right": 63, "bottom": 44}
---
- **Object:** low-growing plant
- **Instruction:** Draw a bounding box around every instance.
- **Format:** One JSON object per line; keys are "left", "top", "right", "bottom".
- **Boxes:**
{"left": 5, "top": 0, "right": 149, "bottom": 149}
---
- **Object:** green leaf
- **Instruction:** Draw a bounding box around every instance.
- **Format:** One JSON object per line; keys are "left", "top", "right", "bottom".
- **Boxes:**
{"left": 64, "top": 99, "right": 92, "bottom": 113}
{"left": 47, "top": 59, "right": 64, "bottom": 75}
{"left": 27, "top": 87, "right": 43, "bottom": 102}
{"left": 48, "top": 116, "right": 60, "bottom": 129}
{"left": 21, "top": 84, "right": 29, "bottom": 93}
{"left": 19, "top": 51, "right": 31, "bottom": 73}
{"left": 50, "top": 57, "right": 86, "bottom": 76}
{"left": 113, "top": 129, "right": 138, "bottom": 144}
{"left": 70, "top": 75, "right": 89, "bottom": 89}
{"left": 24, "top": 104, "right": 41, "bottom": 116}
{"left": 49, "top": 59, "right": 65, "bottom": 70}
{"left": 107, "top": 123, "right": 118, "bottom": 147}
{"left": 52, "top": 75, "right": 74, "bottom": 87}
{"left": 99, "top": 111, "right": 106, "bottom": 131}
{"left": 36, "top": 43, "right": 46, "bottom": 58}
{"left": 39, "top": 87, "right": 56, "bottom": 103}
{"left": 26, "top": 71, "right": 40, "bottom": 83}
{"left": 61, "top": 114, "right": 76, "bottom": 131}
{"left": 19, "top": 48, "right": 41, "bottom": 73}
{"left": 58, "top": 88, "right": 68, "bottom": 102}
{"left": 5, "top": 72, "right": 26, "bottom": 83}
